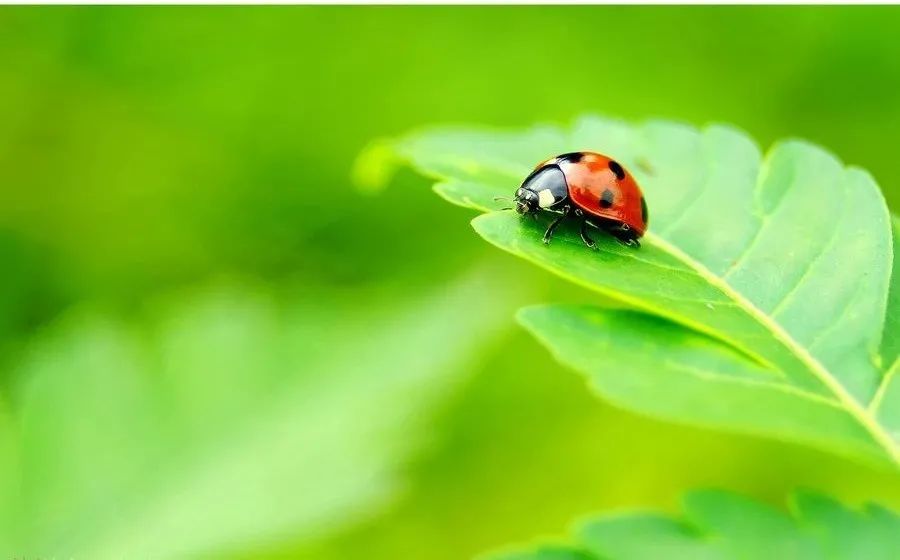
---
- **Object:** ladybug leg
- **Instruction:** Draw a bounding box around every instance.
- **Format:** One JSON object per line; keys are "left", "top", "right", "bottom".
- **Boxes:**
{"left": 542, "top": 206, "right": 570, "bottom": 245}
{"left": 609, "top": 223, "right": 641, "bottom": 248}
{"left": 579, "top": 220, "right": 597, "bottom": 250}
{"left": 611, "top": 233, "right": 640, "bottom": 248}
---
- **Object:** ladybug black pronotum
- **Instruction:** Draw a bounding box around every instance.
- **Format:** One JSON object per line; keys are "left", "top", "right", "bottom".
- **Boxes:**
{"left": 510, "top": 151, "right": 648, "bottom": 248}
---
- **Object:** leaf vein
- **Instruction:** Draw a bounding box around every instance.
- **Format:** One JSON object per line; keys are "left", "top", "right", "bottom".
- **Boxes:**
{"left": 768, "top": 182, "right": 848, "bottom": 318}
{"left": 868, "top": 358, "right": 899, "bottom": 412}
{"left": 656, "top": 137, "right": 717, "bottom": 238}
{"left": 647, "top": 232, "right": 900, "bottom": 466}
{"left": 664, "top": 361, "right": 844, "bottom": 409}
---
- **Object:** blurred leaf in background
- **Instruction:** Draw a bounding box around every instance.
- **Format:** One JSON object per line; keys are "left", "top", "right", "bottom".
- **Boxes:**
{"left": 2, "top": 5, "right": 900, "bottom": 560}
{"left": 0, "top": 266, "right": 519, "bottom": 557}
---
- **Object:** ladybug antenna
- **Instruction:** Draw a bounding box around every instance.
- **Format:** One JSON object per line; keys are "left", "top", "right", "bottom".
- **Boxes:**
{"left": 494, "top": 195, "right": 514, "bottom": 210}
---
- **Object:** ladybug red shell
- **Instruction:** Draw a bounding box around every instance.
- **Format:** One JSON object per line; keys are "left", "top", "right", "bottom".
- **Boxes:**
{"left": 512, "top": 151, "right": 648, "bottom": 248}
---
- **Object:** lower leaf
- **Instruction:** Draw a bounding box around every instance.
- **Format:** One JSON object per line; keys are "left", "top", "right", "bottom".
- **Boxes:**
{"left": 486, "top": 490, "right": 900, "bottom": 560}
{"left": 518, "top": 305, "right": 889, "bottom": 467}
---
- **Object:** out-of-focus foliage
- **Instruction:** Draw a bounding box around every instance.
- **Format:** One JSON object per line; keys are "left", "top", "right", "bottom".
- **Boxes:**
{"left": 2, "top": 6, "right": 900, "bottom": 560}
{"left": 0, "top": 268, "right": 518, "bottom": 557}
{"left": 376, "top": 116, "right": 898, "bottom": 468}
{"left": 488, "top": 490, "right": 900, "bottom": 560}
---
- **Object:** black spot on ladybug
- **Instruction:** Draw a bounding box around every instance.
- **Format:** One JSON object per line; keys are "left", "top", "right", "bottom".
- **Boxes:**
{"left": 557, "top": 152, "right": 584, "bottom": 164}
{"left": 608, "top": 160, "right": 626, "bottom": 180}
{"left": 600, "top": 189, "right": 615, "bottom": 208}
{"left": 640, "top": 196, "right": 649, "bottom": 223}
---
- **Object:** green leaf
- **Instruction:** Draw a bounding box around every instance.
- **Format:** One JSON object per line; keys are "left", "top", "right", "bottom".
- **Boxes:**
{"left": 518, "top": 305, "right": 882, "bottom": 464}
{"left": 488, "top": 490, "right": 900, "bottom": 560}
{"left": 872, "top": 217, "right": 900, "bottom": 440}
{"left": 385, "top": 116, "right": 899, "bottom": 468}
{"left": 0, "top": 267, "right": 517, "bottom": 557}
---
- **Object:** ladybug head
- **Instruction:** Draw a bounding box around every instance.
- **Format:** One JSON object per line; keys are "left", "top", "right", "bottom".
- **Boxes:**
{"left": 514, "top": 187, "right": 539, "bottom": 215}
{"left": 515, "top": 164, "right": 569, "bottom": 215}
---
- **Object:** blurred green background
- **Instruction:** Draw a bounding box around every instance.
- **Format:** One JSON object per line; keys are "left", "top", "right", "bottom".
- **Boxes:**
{"left": 2, "top": 6, "right": 900, "bottom": 559}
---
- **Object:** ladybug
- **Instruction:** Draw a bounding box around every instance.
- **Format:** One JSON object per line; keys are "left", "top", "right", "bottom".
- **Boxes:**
{"left": 510, "top": 151, "right": 648, "bottom": 248}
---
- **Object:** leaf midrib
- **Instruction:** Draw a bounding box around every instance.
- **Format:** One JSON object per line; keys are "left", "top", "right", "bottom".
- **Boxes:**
{"left": 646, "top": 231, "right": 900, "bottom": 467}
